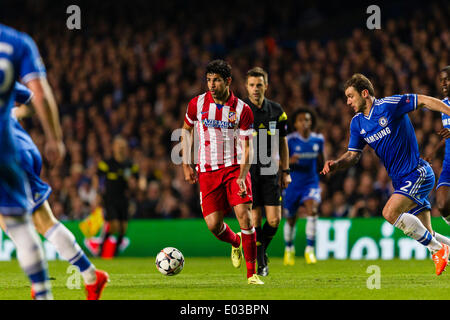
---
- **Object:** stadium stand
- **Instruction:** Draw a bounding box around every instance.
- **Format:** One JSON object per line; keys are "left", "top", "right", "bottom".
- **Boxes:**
{"left": 2, "top": 0, "right": 449, "bottom": 219}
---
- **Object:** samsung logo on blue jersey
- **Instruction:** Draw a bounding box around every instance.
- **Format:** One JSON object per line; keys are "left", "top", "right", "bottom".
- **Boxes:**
{"left": 364, "top": 127, "right": 391, "bottom": 144}
{"left": 294, "top": 152, "right": 319, "bottom": 159}
{"left": 202, "top": 119, "right": 235, "bottom": 129}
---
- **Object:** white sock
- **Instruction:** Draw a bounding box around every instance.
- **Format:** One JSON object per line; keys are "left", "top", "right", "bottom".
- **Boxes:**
{"left": 45, "top": 222, "right": 97, "bottom": 284}
{"left": 4, "top": 215, "right": 53, "bottom": 300}
{"left": 283, "top": 221, "right": 296, "bottom": 250}
{"left": 306, "top": 215, "right": 317, "bottom": 249}
{"left": 393, "top": 213, "right": 442, "bottom": 253}
{"left": 433, "top": 231, "right": 450, "bottom": 247}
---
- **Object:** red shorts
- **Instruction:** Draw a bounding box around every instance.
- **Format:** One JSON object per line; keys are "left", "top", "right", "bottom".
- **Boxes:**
{"left": 198, "top": 165, "right": 252, "bottom": 217}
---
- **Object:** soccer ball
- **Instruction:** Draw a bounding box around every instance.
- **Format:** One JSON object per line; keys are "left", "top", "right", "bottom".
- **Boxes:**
{"left": 155, "top": 247, "right": 185, "bottom": 276}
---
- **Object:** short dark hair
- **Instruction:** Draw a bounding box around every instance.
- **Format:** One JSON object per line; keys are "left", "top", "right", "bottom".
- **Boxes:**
{"left": 344, "top": 73, "right": 375, "bottom": 96}
{"left": 246, "top": 67, "right": 268, "bottom": 84}
{"left": 291, "top": 107, "right": 317, "bottom": 130}
{"left": 442, "top": 66, "right": 450, "bottom": 74}
{"left": 205, "top": 60, "right": 232, "bottom": 80}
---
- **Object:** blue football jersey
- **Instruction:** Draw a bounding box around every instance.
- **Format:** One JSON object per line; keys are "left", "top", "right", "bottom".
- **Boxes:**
{"left": 441, "top": 97, "right": 450, "bottom": 164}
{"left": 287, "top": 131, "right": 324, "bottom": 185}
{"left": 348, "top": 94, "right": 419, "bottom": 180}
{"left": 12, "top": 82, "right": 37, "bottom": 151}
{"left": 0, "top": 24, "right": 46, "bottom": 115}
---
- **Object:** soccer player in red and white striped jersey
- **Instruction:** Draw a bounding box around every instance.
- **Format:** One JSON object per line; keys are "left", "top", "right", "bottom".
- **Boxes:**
{"left": 181, "top": 60, "right": 263, "bottom": 284}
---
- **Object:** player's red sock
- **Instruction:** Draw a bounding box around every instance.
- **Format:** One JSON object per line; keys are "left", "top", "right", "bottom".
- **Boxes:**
{"left": 241, "top": 227, "right": 257, "bottom": 278}
{"left": 215, "top": 223, "right": 240, "bottom": 248}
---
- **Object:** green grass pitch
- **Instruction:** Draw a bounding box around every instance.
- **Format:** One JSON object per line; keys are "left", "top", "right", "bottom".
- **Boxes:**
{"left": 1, "top": 257, "right": 449, "bottom": 300}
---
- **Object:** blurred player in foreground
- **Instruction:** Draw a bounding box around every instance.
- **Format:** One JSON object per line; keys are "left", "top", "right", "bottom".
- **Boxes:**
{"left": 321, "top": 73, "right": 450, "bottom": 275}
{"left": 283, "top": 108, "right": 324, "bottom": 266}
{"left": 0, "top": 23, "right": 66, "bottom": 299}
{"left": 425, "top": 66, "right": 450, "bottom": 230}
{"left": 0, "top": 82, "right": 109, "bottom": 300}
{"left": 244, "top": 67, "right": 290, "bottom": 276}
{"left": 181, "top": 60, "right": 263, "bottom": 284}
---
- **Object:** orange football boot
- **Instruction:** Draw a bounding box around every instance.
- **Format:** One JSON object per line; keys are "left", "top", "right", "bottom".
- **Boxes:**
{"left": 85, "top": 270, "right": 109, "bottom": 300}
{"left": 432, "top": 243, "right": 449, "bottom": 276}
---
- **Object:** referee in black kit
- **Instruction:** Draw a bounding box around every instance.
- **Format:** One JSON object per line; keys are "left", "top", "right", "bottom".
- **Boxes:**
{"left": 244, "top": 67, "right": 291, "bottom": 276}
{"left": 95, "top": 135, "right": 139, "bottom": 257}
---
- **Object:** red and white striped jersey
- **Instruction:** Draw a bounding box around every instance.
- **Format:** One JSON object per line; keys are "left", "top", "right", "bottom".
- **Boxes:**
{"left": 184, "top": 90, "right": 254, "bottom": 173}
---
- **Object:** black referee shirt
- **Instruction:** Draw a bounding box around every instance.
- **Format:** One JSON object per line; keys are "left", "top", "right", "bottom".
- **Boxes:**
{"left": 244, "top": 97, "right": 288, "bottom": 168}
{"left": 97, "top": 158, "right": 139, "bottom": 202}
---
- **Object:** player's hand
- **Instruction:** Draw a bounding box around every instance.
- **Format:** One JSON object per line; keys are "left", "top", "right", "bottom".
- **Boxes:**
{"left": 280, "top": 172, "right": 292, "bottom": 189}
{"left": 44, "top": 139, "right": 65, "bottom": 166}
{"left": 183, "top": 164, "right": 198, "bottom": 184}
{"left": 320, "top": 160, "right": 336, "bottom": 175}
{"left": 236, "top": 178, "right": 247, "bottom": 198}
{"left": 438, "top": 128, "right": 450, "bottom": 139}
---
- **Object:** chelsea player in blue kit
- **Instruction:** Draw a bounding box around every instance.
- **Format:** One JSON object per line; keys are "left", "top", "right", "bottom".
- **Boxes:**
{"left": 425, "top": 67, "right": 450, "bottom": 227}
{"left": 283, "top": 108, "right": 324, "bottom": 266}
{"left": 321, "top": 73, "right": 450, "bottom": 275}
{"left": 5, "top": 82, "right": 109, "bottom": 299}
{"left": 0, "top": 23, "right": 65, "bottom": 299}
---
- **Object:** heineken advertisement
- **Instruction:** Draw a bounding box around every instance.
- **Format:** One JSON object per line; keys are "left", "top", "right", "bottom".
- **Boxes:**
{"left": 0, "top": 217, "right": 449, "bottom": 261}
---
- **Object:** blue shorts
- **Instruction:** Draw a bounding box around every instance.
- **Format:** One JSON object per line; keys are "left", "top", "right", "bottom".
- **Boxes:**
{"left": 0, "top": 114, "right": 32, "bottom": 215}
{"left": 437, "top": 159, "right": 450, "bottom": 190}
{"left": 0, "top": 146, "right": 51, "bottom": 215}
{"left": 392, "top": 159, "right": 433, "bottom": 215}
{"left": 283, "top": 183, "right": 321, "bottom": 218}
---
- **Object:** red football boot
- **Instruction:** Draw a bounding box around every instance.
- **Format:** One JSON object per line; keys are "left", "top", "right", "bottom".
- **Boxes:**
{"left": 85, "top": 270, "right": 109, "bottom": 300}
{"left": 432, "top": 243, "right": 449, "bottom": 276}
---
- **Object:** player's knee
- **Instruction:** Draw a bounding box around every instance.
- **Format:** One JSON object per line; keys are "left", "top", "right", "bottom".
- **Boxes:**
{"left": 33, "top": 221, "right": 46, "bottom": 236}
{"left": 286, "top": 217, "right": 296, "bottom": 227}
{"left": 267, "top": 216, "right": 280, "bottom": 228}
{"left": 119, "top": 222, "right": 127, "bottom": 234}
{"left": 206, "top": 220, "right": 222, "bottom": 235}
{"left": 436, "top": 197, "right": 447, "bottom": 215}
{"left": 33, "top": 210, "right": 58, "bottom": 235}
{"left": 382, "top": 208, "right": 397, "bottom": 225}
{"left": 108, "top": 221, "right": 119, "bottom": 234}
{"left": 234, "top": 208, "right": 253, "bottom": 226}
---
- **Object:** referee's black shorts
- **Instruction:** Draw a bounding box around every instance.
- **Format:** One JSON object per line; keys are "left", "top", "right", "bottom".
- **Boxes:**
{"left": 250, "top": 166, "right": 282, "bottom": 207}
{"left": 104, "top": 199, "right": 129, "bottom": 222}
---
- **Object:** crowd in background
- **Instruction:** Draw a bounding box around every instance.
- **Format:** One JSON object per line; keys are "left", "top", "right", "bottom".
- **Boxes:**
{"left": 3, "top": 0, "right": 449, "bottom": 220}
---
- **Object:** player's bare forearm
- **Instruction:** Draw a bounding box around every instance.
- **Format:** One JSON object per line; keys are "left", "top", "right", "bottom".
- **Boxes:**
{"left": 181, "top": 122, "right": 194, "bottom": 166}
{"left": 333, "top": 151, "right": 361, "bottom": 170}
{"left": 279, "top": 136, "right": 292, "bottom": 189}
{"left": 181, "top": 122, "right": 197, "bottom": 184}
{"left": 320, "top": 150, "right": 361, "bottom": 175}
{"left": 26, "top": 78, "right": 62, "bottom": 142}
{"left": 239, "top": 138, "right": 253, "bottom": 179}
{"left": 279, "top": 136, "right": 289, "bottom": 171}
{"left": 417, "top": 95, "right": 450, "bottom": 116}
